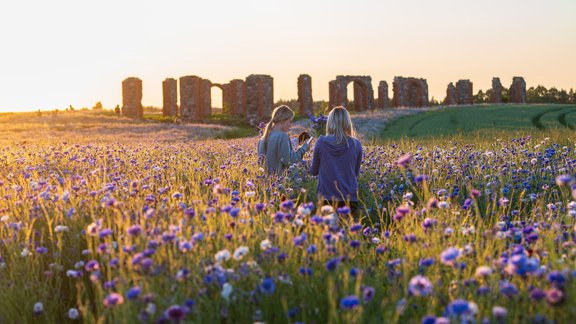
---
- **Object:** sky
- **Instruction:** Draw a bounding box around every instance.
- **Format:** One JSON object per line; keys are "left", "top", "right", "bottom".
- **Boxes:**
{"left": 0, "top": 0, "right": 575, "bottom": 112}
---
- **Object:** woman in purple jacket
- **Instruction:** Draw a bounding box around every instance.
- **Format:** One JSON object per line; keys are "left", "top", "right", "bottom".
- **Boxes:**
{"left": 310, "top": 106, "right": 362, "bottom": 215}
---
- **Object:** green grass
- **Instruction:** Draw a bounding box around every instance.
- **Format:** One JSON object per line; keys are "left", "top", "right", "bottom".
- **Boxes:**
{"left": 381, "top": 104, "right": 576, "bottom": 139}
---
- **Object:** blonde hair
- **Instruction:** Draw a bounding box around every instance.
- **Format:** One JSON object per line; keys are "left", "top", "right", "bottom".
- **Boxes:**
{"left": 326, "top": 106, "right": 355, "bottom": 144}
{"left": 260, "top": 105, "right": 295, "bottom": 151}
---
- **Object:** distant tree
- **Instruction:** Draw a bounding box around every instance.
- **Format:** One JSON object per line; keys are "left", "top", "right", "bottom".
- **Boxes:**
{"left": 473, "top": 90, "right": 486, "bottom": 104}
{"left": 92, "top": 101, "right": 103, "bottom": 110}
{"left": 569, "top": 89, "right": 575, "bottom": 104}
{"left": 558, "top": 89, "right": 569, "bottom": 104}
{"left": 114, "top": 105, "right": 121, "bottom": 117}
{"left": 69, "top": 105, "right": 75, "bottom": 111}
{"left": 501, "top": 87, "right": 509, "bottom": 103}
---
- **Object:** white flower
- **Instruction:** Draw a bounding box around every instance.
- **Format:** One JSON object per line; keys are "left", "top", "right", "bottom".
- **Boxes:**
{"left": 66, "top": 270, "right": 81, "bottom": 278}
{"left": 214, "top": 249, "right": 231, "bottom": 262}
{"left": 244, "top": 191, "right": 256, "bottom": 198}
{"left": 68, "top": 308, "right": 80, "bottom": 320}
{"left": 260, "top": 239, "right": 272, "bottom": 251}
{"left": 21, "top": 248, "right": 30, "bottom": 257}
{"left": 233, "top": 246, "right": 249, "bottom": 260}
{"left": 0, "top": 215, "right": 9, "bottom": 222}
{"left": 438, "top": 201, "right": 450, "bottom": 209}
{"left": 146, "top": 303, "right": 156, "bottom": 314}
{"left": 55, "top": 225, "right": 69, "bottom": 233}
{"left": 33, "top": 302, "right": 44, "bottom": 315}
{"left": 221, "top": 282, "right": 233, "bottom": 301}
{"left": 403, "top": 192, "right": 414, "bottom": 201}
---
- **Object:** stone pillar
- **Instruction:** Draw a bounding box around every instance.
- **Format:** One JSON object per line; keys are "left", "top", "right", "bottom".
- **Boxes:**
{"left": 179, "top": 75, "right": 210, "bottom": 120}
{"left": 228, "top": 79, "right": 247, "bottom": 116}
{"left": 246, "top": 75, "right": 274, "bottom": 119}
{"left": 490, "top": 77, "right": 502, "bottom": 103}
{"left": 509, "top": 77, "right": 526, "bottom": 103}
{"left": 201, "top": 79, "right": 211, "bottom": 118}
{"left": 162, "top": 78, "right": 178, "bottom": 116}
{"left": 444, "top": 83, "right": 457, "bottom": 105}
{"left": 122, "top": 77, "right": 144, "bottom": 118}
{"left": 456, "top": 79, "right": 473, "bottom": 105}
{"left": 297, "top": 74, "right": 313, "bottom": 116}
{"left": 393, "top": 77, "right": 429, "bottom": 107}
{"left": 378, "top": 81, "right": 389, "bottom": 108}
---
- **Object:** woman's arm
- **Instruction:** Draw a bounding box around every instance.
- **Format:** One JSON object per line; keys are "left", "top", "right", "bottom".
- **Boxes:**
{"left": 278, "top": 133, "right": 308, "bottom": 167}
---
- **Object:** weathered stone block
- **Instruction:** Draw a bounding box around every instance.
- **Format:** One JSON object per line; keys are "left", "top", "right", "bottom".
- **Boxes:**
{"left": 162, "top": 78, "right": 178, "bottom": 117}
{"left": 122, "top": 77, "right": 143, "bottom": 118}
{"left": 392, "top": 77, "right": 429, "bottom": 107}
{"left": 298, "top": 74, "right": 313, "bottom": 116}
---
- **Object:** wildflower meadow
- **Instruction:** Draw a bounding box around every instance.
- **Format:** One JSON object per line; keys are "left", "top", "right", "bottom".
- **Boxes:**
{"left": 1, "top": 121, "right": 575, "bottom": 323}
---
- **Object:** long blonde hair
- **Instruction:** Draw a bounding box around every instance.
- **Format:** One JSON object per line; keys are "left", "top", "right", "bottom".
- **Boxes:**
{"left": 261, "top": 105, "right": 295, "bottom": 151}
{"left": 326, "top": 106, "right": 355, "bottom": 144}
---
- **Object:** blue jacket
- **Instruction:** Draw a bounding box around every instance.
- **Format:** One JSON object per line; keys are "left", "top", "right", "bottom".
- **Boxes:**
{"left": 310, "top": 135, "right": 362, "bottom": 201}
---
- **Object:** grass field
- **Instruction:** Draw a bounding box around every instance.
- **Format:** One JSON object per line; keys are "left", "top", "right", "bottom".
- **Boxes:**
{"left": 0, "top": 106, "right": 575, "bottom": 323}
{"left": 381, "top": 104, "right": 576, "bottom": 139}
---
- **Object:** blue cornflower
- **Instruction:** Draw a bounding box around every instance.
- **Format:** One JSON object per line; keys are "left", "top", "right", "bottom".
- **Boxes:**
{"left": 340, "top": 295, "right": 360, "bottom": 310}
{"left": 260, "top": 278, "right": 275, "bottom": 295}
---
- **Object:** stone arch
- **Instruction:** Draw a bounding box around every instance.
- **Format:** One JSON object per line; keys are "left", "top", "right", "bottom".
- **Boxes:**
{"left": 392, "top": 77, "right": 429, "bottom": 107}
{"left": 329, "top": 75, "right": 374, "bottom": 111}
{"left": 210, "top": 83, "right": 225, "bottom": 114}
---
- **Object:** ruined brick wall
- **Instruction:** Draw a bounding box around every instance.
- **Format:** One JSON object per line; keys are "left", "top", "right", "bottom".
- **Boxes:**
{"left": 377, "top": 81, "right": 389, "bottom": 108}
{"left": 392, "top": 77, "right": 429, "bottom": 107}
{"left": 509, "top": 77, "right": 526, "bottom": 103}
{"left": 228, "top": 79, "right": 247, "bottom": 116}
{"left": 456, "top": 79, "right": 473, "bottom": 105}
{"left": 328, "top": 75, "right": 374, "bottom": 111}
{"left": 297, "top": 74, "right": 313, "bottom": 116}
{"left": 179, "top": 75, "right": 211, "bottom": 120}
{"left": 162, "top": 78, "right": 178, "bottom": 117}
{"left": 246, "top": 75, "right": 273, "bottom": 119}
{"left": 122, "top": 77, "right": 144, "bottom": 118}
{"left": 444, "top": 83, "right": 457, "bottom": 105}
{"left": 490, "top": 77, "right": 502, "bottom": 103}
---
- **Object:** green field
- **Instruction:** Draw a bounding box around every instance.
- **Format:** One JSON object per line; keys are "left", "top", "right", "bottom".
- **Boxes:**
{"left": 381, "top": 104, "right": 576, "bottom": 139}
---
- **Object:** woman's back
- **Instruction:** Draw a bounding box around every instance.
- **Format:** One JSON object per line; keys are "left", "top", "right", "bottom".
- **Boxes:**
{"left": 310, "top": 135, "right": 362, "bottom": 201}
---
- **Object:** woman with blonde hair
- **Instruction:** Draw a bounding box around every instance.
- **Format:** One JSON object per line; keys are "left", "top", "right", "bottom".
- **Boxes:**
{"left": 310, "top": 106, "right": 362, "bottom": 214}
{"left": 257, "top": 105, "right": 311, "bottom": 175}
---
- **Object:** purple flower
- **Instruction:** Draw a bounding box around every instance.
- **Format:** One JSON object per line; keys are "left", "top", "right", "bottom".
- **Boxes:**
{"left": 362, "top": 287, "right": 375, "bottom": 302}
{"left": 165, "top": 305, "right": 186, "bottom": 321}
{"left": 440, "top": 247, "right": 459, "bottom": 265}
{"left": 397, "top": 154, "right": 412, "bottom": 167}
{"left": 499, "top": 281, "right": 518, "bottom": 298}
{"left": 546, "top": 287, "right": 564, "bottom": 305}
{"left": 126, "top": 286, "right": 141, "bottom": 300}
{"left": 103, "top": 292, "right": 124, "bottom": 307}
{"left": 260, "top": 278, "right": 275, "bottom": 295}
{"left": 127, "top": 225, "right": 142, "bottom": 236}
{"left": 408, "top": 275, "right": 433, "bottom": 296}
{"left": 349, "top": 240, "right": 361, "bottom": 248}
{"left": 447, "top": 299, "right": 469, "bottom": 315}
{"left": 340, "top": 295, "right": 360, "bottom": 310}
{"left": 555, "top": 174, "right": 573, "bottom": 186}
{"left": 530, "top": 288, "right": 546, "bottom": 301}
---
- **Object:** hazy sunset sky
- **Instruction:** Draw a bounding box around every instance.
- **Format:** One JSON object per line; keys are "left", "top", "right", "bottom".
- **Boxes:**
{"left": 0, "top": 0, "right": 574, "bottom": 112}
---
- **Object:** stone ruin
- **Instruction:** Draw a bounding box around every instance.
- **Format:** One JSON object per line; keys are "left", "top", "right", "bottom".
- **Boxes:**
{"left": 297, "top": 74, "right": 313, "bottom": 116}
{"left": 377, "top": 81, "right": 390, "bottom": 108}
{"left": 246, "top": 75, "right": 274, "bottom": 119}
{"left": 392, "top": 77, "right": 429, "bottom": 107}
{"left": 444, "top": 80, "right": 473, "bottom": 105}
{"left": 121, "top": 77, "right": 144, "bottom": 118}
{"left": 456, "top": 80, "right": 473, "bottom": 105}
{"left": 124, "top": 73, "right": 529, "bottom": 121}
{"left": 162, "top": 78, "right": 178, "bottom": 117}
{"left": 444, "top": 83, "right": 457, "bottom": 105}
{"left": 163, "top": 75, "right": 263, "bottom": 120}
{"left": 329, "top": 75, "right": 374, "bottom": 111}
{"left": 490, "top": 77, "right": 502, "bottom": 103}
{"left": 509, "top": 77, "right": 526, "bottom": 103}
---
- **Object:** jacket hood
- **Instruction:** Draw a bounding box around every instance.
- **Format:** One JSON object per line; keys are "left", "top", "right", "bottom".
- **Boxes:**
{"left": 322, "top": 135, "right": 354, "bottom": 157}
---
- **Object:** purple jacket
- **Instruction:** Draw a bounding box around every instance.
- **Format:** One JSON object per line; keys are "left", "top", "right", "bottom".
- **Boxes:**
{"left": 310, "top": 135, "right": 362, "bottom": 202}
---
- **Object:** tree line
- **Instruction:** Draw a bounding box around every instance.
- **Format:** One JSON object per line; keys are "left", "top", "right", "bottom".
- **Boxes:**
{"left": 473, "top": 85, "right": 576, "bottom": 104}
